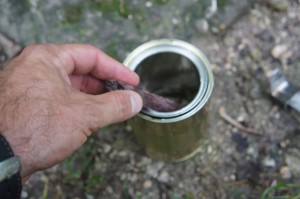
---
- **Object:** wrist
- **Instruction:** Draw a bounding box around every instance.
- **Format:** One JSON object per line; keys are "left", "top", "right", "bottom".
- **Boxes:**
{"left": 0, "top": 133, "right": 22, "bottom": 198}
{"left": 0, "top": 131, "right": 32, "bottom": 184}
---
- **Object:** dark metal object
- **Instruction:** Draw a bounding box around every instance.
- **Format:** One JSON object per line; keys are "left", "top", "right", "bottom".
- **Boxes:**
{"left": 268, "top": 68, "right": 300, "bottom": 113}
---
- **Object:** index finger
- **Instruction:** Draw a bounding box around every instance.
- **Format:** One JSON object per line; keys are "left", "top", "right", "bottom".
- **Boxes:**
{"left": 55, "top": 44, "right": 139, "bottom": 86}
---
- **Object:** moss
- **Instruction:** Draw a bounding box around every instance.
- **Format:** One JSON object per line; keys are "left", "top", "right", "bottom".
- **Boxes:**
{"left": 154, "top": 0, "right": 170, "bottom": 5}
{"left": 63, "top": 4, "right": 84, "bottom": 25}
{"left": 267, "top": 0, "right": 288, "bottom": 11}
{"left": 217, "top": 0, "right": 229, "bottom": 9}
{"left": 88, "top": 0, "right": 130, "bottom": 18}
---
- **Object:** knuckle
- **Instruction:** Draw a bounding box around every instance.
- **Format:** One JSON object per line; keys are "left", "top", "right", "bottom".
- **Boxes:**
{"left": 21, "top": 44, "right": 40, "bottom": 56}
{"left": 18, "top": 44, "right": 42, "bottom": 63}
{"left": 20, "top": 44, "right": 57, "bottom": 60}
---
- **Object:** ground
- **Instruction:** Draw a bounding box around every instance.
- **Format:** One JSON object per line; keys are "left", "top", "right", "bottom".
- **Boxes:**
{"left": 0, "top": 0, "right": 300, "bottom": 199}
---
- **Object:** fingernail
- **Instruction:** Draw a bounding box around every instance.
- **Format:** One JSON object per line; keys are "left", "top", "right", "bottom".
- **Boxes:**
{"left": 130, "top": 93, "right": 142, "bottom": 114}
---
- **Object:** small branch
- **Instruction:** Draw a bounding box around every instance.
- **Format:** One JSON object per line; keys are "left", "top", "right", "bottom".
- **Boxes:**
{"left": 219, "top": 106, "right": 263, "bottom": 136}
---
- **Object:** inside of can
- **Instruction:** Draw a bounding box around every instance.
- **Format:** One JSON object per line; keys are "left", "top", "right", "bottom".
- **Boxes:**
{"left": 135, "top": 52, "right": 200, "bottom": 118}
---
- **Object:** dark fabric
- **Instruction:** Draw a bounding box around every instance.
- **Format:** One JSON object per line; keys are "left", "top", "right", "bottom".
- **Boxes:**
{"left": 0, "top": 134, "right": 22, "bottom": 199}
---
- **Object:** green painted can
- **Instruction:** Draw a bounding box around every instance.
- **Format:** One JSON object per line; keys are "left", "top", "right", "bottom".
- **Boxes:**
{"left": 124, "top": 39, "right": 214, "bottom": 162}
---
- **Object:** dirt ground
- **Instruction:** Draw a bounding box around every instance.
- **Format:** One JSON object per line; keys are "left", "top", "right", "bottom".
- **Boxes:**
{"left": 1, "top": 0, "right": 300, "bottom": 199}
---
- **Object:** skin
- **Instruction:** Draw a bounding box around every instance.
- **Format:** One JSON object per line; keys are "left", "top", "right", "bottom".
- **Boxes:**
{"left": 0, "top": 44, "right": 143, "bottom": 183}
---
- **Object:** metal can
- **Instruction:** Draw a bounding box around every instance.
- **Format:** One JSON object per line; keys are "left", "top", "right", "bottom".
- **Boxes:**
{"left": 124, "top": 39, "right": 214, "bottom": 162}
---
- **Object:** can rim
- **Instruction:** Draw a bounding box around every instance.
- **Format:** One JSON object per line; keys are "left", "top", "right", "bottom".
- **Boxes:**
{"left": 123, "top": 39, "right": 214, "bottom": 123}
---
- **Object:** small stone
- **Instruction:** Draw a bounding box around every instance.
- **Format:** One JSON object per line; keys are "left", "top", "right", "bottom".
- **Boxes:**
{"left": 285, "top": 149, "right": 300, "bottom": 176}
{"left": 263, "top": 157, "right": 276, "bottom": 168}
{"left": 271, "top": 179, "right": 277, "bottom": 187}
{"left": 125, "top": 124, "right": 132, "bottom": 132}
{"left": 143, "top": 180, "right": 153, "bottom": 189}
{"left": 86, "top": 194, "right": 94, "bottom": 199}
{"left": 207, "top": 146, "right": 213, "bottom": 154}
{"left": 219, "top": 23, "right": 226, "bottom": 30}
{"left": 21, "top": 191, "right": 28, "bottom": 198}
{"left": 146, "top": 162, "right": 165, "bottom": 177}
{"left": 120, "top": 173, "right": 127, "bottom": 181}
{"left": 271, "top": 45, "right": 292, "bottom": 61}
{"left": 178, "top": 182, "right": 184, "bottom": 188}
{"left": 195, "top": 19, "right": 209, "bottom": 32}
{"left": 106, "top": 186, "right": 113, "bottom": 194}
{"left": 230, "top": 174, "right": 236, "bottom": 181}
{"left": 109, "top": 150, "right": 117, "bottom": 159}
{"left": 118, "top": 150, "right": 129, "bottom": 157}
{"left": 266, "top": 0, "right": 288, "bottom": 11}
{"left": 0, "top": 33, "right": 22, "bottom": 58}
{"left": 172, "top": 18, "right": 179, "bottom": 25}
{"left": 129, "top": 173, "right": 138, "bottom": 182}
{"left": 103, "top": 144, "right": 112, "bottom": 154}
{"left": 137, "top": 157, "right": 152, "bottom": 167}
{"left": 279, "top": 140, "right": 290, "bottom": 148}
{"left": 280, "top": 166, "right": 292, "bottom": 179}
{"left": 249, "top": 46, "right": 263, "bottom": 62}
{"left": 145, "top": 1, "right": 153, "bottom": 8}
{"left": 157, "top": 171, "right": 170, "bottom": 183}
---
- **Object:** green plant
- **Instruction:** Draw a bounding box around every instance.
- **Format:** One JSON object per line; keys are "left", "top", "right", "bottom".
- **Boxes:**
{"left": 62, "top": 4, "right": 84, "bottom": 25}
{"left": 88, "top": 0, "right": 130, "bottom": 18}
{"left": 261, "top": 182, "right": 300, "bottom": 199}
{"left": 62, "top": 135, "right": 105, "bottom": 193}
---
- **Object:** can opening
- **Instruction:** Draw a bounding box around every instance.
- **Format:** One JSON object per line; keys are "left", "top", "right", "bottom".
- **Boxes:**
{"left": 135, "top": 52, "right": 200, "bottom": 118}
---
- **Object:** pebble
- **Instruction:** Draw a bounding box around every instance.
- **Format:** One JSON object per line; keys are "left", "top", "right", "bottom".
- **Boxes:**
{"left": 247, "top": 146, "right": 257, "bottom": 158}
{"left": 146, "top": 162, "right": 165, "bottom": 177}
{"left": 178, "top": 182, "right": 184, "bottom": 188}
{"left": 86, "top": 194, "right": 94, "bottom": 199}
{"left": 279, "top": 140, "right": 290, "bottom": 148}
{"left": 125, "top": 124, "right": 132, "bottom": 132}
{"left": 143, "top": 180, "right": 153, "bottom": 189}
{"left": 106, "top": 186, "right": 113, "bottom": 194}
{"left": 266, "top": 0, "right": 288, "bottom": 11}
{"left": 207, "top": 146, "right": 213, "bottom": 154}
{"left": 129, "top": 173, "right": 138, "bottom": 182}
{"left": 21, "top": 191, "right": 28, "bottom": 198}
{"left": 271, "top": 44, "right": 292, "bottom": 61}
{"left": 280, "top": 166, "right": 292, "bottom": 179}
{"left": 0, "top": 33, "right": 22, "bottom": 58}
{"left": 157, "top": 171, "right": 170, "bottom": 183}
{"left": 172, "top": 18, "right": 179, "bottom": 25}
{"left": 103, "top": 144, "right": 112, "bottom": 154}
{"left": 230, "top": 174, "right": 236, "bottom": 181}
{"left": 145, "top": 1, "right": 153, "bottom": 8}
{"left": 195, "top": 19, "right": 209, "bottom": 32}
{"left": 263, "top": 157, "right": 276, "bottom": 168}
{"left": 272, "top": 45, "right": 287, "bottom": 58}
{"left": 118, "top": 150, "right": 129, "bottom": 157}
{"left": 285, "top": 149, "right": 300, "bottom": 176}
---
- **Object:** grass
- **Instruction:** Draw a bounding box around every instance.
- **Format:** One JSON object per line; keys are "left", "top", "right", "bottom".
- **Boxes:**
{"left": 261, "top": 182, "right": 300, "bottom": 199}
{"left": 61, "top": 134, "right": 105, "bottom": 193}
{"left": 88, "top": 0, "right": 130, "bottom": 18}
{"left": 62, "top": 4, "right": 84, "bottom": 25}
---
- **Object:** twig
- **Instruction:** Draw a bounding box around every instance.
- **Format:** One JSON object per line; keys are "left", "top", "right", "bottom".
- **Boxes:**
{"left": 219, "top": 106, "right": 263, "bottom": 136}
{"left": 227, "top": 179, "right": 249, "bottom": 187}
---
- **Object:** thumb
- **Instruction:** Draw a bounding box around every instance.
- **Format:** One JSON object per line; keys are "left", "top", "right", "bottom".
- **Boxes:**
{"left": 84, "top": 90, "right": 143, "bottom": 129}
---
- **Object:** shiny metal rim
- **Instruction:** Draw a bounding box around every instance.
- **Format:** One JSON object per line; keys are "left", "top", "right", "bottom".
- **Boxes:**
{"left": 124, "top": 39, "right": 214, "bottom": 123}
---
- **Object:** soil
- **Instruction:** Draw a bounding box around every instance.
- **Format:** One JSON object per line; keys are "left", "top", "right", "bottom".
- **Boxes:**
{"left": 0, "top": 0, "right": 299, "bottom": 198}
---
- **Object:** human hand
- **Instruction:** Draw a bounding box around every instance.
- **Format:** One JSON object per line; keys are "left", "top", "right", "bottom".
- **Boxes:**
{"left": 0, "top": 44, "right": 143, "bottom": 183}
